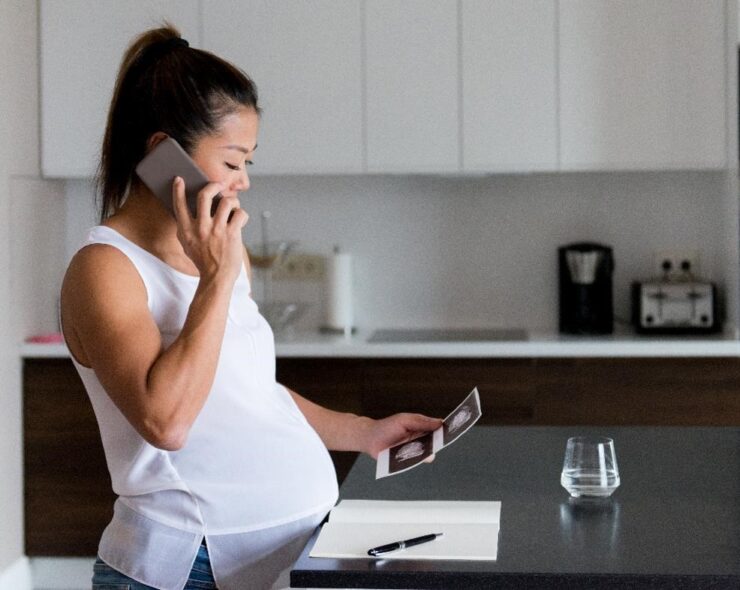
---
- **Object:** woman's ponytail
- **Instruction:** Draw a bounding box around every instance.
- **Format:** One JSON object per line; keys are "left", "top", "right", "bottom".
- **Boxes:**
{"left": 97, "top": 23, "right": 259, "bottom": 221}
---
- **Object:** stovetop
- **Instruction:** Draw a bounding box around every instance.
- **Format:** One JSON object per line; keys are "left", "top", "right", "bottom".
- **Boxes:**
{"left": 367, "top": 328, "right": 528, "bottom": 343}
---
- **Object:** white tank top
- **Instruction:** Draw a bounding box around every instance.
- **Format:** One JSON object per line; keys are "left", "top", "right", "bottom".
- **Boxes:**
{"left": 65, "top": 226, "right": 338, "bottom": 589}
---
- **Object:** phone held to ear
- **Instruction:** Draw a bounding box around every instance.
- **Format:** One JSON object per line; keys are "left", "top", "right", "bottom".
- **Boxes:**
{"left": 135, "top": 137, "right": 222, "bottom": 218}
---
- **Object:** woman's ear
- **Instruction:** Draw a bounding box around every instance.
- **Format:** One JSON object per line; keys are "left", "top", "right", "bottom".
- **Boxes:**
{"left": 145, "top": 131, "right": 169, "bottom": 153}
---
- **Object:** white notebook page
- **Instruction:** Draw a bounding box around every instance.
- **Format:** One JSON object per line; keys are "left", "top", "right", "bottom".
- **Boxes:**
{"left": 309, "top": 500, "right": 501, "bottom": 560}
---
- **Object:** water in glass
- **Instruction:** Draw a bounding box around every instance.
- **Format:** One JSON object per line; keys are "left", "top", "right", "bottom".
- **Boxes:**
{"left": 561, "top": 436, "right": 620, "bottom": 498}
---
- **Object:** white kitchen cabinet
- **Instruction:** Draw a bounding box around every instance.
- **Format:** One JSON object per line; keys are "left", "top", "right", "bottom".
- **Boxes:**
{"left": 40, "top": 0, "right": 200, "bottom": 178}
{"left": 203, "top": 1, "right": 363, "bottom": 175}
{"left": 40, "top": 1, "right": 732, "bottom": 177}
{"left": 365, "top": 0, "right": 459, "bottom": 173}
{"left": 461, "top": 1, "right": 558, "bottom": 172}
{"left": 559, "top": 0, "right": 727, "bottom": 170}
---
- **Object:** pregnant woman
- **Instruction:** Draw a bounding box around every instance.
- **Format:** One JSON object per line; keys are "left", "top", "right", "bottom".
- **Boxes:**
{"left": 59, "top": 24, "right": 440, "bottom": 590}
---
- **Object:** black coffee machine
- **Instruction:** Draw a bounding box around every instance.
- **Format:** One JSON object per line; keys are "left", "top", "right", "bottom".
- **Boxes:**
{"left": 558, "top": 242, "right": 614, "bottom": 334}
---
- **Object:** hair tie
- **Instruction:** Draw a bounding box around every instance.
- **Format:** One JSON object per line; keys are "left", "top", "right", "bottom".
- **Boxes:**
{"left": 143, "top": 37, "right": 190, "bottom": 66}
{"left": 165, "top": 38, "right": 189, "bottom": 50}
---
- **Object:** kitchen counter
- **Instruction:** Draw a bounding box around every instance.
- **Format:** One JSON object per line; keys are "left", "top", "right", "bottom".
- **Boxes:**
{"left": 291, "top": 426, "right": 740, "bottom": 589}
{"left": 20, "top": 328, "right": 740, "bottom": 358}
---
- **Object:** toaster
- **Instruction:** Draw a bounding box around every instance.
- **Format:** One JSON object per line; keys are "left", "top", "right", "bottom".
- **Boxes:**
{"left": 631, "top": 281, "right": 720, "bottom": 334}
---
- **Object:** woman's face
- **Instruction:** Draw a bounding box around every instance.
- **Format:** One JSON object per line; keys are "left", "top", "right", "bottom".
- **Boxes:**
{"left": 190, "top": 106, "right": 260, "bottom": 199}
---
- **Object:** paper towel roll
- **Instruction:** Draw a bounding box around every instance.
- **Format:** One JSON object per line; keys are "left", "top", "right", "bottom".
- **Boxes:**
{"left": 325, "top": 246, "right": 353, "bottom": 334}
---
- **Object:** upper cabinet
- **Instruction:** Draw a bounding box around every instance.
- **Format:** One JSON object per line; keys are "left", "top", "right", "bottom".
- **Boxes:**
{"left": 40, "top": 1, "right": 731, "bottom": 177}
{"left": 461, "top": 1, "right": 558, "bottom": 172}
{"left": 40, "top": 1, "right": 200, "bottom": 178}
{"left": 364, "top": 1, "right": 459, "bottom": 173}
{"left": 559, "top": 0, "right": 727, "bottom": 170}
{"left": 202, "top": 1, "right": 363, "bottom": 175}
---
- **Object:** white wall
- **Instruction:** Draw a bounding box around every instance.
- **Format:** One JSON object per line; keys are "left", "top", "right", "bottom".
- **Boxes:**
{"left": 0, "top": 1, "right": 65, "bottom": 585}
{"left": 0, "top": 0, "right": 37, "bottom": 580}
{"left": 238, "top": 171, "right": 731, "bottom": 332}
{"left": 66, "top": 169, "right": 730, "bottom": 334}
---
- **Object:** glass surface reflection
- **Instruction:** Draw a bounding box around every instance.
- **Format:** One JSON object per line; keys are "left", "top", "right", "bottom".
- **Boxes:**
{"left": 559, "top": 497, "right": 621, "bottom": 552}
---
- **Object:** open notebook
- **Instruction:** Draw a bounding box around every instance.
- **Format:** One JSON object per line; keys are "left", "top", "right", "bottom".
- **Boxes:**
{"left": 309, "top": 499, "right": 501, "bottom": 560}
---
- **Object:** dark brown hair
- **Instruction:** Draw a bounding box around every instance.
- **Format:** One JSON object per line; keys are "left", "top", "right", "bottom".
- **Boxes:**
{"left": 97, "top": 23, "right": 260, "bottom": 221}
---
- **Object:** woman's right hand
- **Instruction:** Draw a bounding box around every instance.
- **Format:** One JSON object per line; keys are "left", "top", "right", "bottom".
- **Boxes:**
{"left": 171, "top": 176, "right": 249, "bottom": 283}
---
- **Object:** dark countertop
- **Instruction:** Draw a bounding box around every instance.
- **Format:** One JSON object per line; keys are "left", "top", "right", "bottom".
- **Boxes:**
{"left": 291, "top": 426, "right": 740, "bottom": 589}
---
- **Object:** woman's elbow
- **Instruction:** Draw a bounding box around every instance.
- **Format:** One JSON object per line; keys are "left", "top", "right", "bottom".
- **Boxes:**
{"left": 141, "top": 419, "right": 189, "bottom": 451}
{"left": 151, "top": 432, "right": 188, "bottom": 452}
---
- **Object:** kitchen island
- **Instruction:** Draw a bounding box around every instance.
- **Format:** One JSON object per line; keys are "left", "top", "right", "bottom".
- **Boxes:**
{"left": 291, "top": 426, "right": 740, "bottom": 589}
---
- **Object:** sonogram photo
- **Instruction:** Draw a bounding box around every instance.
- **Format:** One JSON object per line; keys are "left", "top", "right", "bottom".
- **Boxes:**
{"left": 388, "top": 431, "right": 434, "bottom": 474}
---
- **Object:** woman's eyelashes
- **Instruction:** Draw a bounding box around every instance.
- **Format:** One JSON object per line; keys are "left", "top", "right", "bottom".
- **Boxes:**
{"left": 225, "top": 160, "right": 254, "bottom": 171}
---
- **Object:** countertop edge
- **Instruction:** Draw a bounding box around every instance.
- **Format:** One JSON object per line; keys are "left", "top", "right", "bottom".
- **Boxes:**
{"left": 290, "top": 569, "right": 740, "bottom": 590}
{"left": 20, "top": 336, "right": 740, "bottom": 359}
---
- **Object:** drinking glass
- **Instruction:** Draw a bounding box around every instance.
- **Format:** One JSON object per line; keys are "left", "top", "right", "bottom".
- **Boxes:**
{"left": 561, "top": 436, "right": 620, "bottom": 498}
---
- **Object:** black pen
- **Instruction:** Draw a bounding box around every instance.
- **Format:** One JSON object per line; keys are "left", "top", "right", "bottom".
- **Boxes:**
{"left": 367, "top": 532, "right": 444, "bottom": 556}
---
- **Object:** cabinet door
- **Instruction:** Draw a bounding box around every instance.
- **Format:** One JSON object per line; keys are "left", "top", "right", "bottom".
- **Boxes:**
{"left": 203, "top": 1, "right": 363, "bottom": 175}
{"left": 559, "top": 0, "right": 727, "bottom": 170}
{"left": 24, "top": 359, "right": 115, "bottom": 555}
{"left": 365, "top": 0, "right": 459, "bottom": 173}
{"left": 462, "top": 1, "right": 558, "bottom": 172}
{"left": 40, "top": 1, "right": 200, "bottom": 178}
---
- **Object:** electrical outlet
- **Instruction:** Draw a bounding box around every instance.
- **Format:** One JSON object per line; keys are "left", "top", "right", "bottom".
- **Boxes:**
{"left": 272, "top": 253, "right": 325, "bottom": 281}
{"left": 653, "top": 249, "right": 701, "bottom": 280}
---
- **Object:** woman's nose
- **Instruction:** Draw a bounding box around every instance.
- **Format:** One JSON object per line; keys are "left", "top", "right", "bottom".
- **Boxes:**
{"left": 234, "top": 168, "right": 250, "bottom": 192}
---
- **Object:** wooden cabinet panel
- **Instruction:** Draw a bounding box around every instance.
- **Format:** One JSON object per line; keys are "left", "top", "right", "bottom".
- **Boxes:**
{"left": 23, "top": 359, "right": 114, "bottom": 555}
{"left": 535, "top": 358, "right": 740, "bottom": 426}
{"left": 23, "top": 356, "right": 740, "bottom": 555}
{"left": 359, "top": 359, "right": 537, "bottom": 424}
{"left": 276, "top": 358, "right": 365, "bottom": 415}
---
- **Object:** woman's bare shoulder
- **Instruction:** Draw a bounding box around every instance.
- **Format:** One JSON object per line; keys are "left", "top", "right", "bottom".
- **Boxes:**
{"left": 64, "top": 242, "right": 143, "bottom": 292}
{"left": 61, "top": 244, "right": 151, "bottom": 362}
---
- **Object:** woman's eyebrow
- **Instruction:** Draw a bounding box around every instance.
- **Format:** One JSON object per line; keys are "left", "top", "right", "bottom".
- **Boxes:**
{"left": 221, "top": 143, "right": 258, "bottom": 154}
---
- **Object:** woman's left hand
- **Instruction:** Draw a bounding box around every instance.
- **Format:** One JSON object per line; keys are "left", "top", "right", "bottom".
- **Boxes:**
{"left": 357, "top": 413, "right": 443, "bottom": 460}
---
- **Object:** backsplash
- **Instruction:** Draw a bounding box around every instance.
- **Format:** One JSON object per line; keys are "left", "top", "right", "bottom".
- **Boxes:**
{"left": 62, "top": 169, "right": 734, "bottom": 335}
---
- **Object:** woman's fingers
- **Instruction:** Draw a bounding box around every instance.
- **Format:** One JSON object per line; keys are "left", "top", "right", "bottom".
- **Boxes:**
{"left": 171, "top": 178, "right": 246, "bottom": 281}
{"left": 212, "top": 195, "right": 239, "bottom": 226}
{"left": 403, "top": 414, "right": 444, "bottom": 433}
{"left": 231, "top": 207, "right": 249, "bottom": 229}
{"left": 195, "top": 181, "right": 224, "bottom": 221}
{"left": 171, "top": 177, "right": 192, "bottom": 224}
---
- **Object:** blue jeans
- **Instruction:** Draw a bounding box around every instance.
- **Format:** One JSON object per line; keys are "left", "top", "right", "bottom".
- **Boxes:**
{"left": 92, "top": 540, "right": 217, "bottom": 589}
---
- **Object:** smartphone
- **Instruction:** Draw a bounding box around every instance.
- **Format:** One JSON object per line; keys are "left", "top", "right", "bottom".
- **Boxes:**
{"left": 135, "top": 137, "right": 222, "bottom": 218}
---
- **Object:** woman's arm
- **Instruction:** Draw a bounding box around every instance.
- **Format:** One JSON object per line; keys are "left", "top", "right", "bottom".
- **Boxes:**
{"left": 62, "top": 245, "right": 232, "bottom": 451}
{"left": 286, "top": 387, "right": 441, "bottom": 459}
{"left": 60, "top": 181, "right": 247, "bottom": 451}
